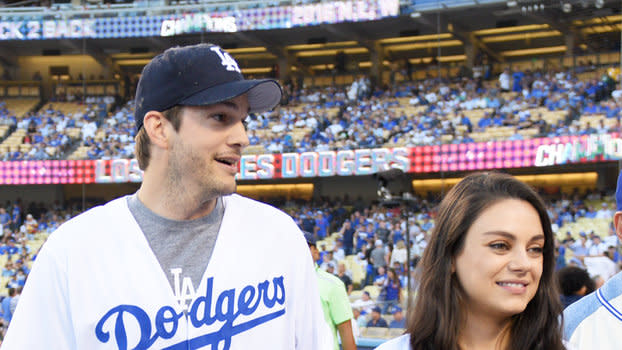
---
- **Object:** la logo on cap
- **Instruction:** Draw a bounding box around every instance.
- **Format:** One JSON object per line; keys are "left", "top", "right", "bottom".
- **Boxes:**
{"left": 210, "top": 46, "right": 241, "bottom": 73}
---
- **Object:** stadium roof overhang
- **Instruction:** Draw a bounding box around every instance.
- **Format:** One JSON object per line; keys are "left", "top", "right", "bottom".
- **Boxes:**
{"left": 0, "top": 0, "right": 620, "bottom": 76}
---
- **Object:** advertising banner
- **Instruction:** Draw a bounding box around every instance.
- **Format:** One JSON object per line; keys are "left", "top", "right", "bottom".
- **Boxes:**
{"left": 0, "top": 133, "right": 619, "bottom": 185}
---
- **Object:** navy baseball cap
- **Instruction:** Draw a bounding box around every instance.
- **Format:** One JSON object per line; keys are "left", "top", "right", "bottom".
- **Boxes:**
{"left": 134, "top": 43, "right": 282, "bottom": 131}
{"left": 616, "top": 170, "right": 622, "bottom": 211}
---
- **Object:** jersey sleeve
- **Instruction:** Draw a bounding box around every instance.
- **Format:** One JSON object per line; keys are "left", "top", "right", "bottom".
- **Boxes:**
{"left": 328, "top": 279, "right": 353, "bottom": 326}
{"left": 1, "top": 235, "right": 76, "bottom": 350}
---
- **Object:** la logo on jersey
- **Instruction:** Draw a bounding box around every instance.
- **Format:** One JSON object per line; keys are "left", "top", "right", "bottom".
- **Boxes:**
{"left": 94, "top": 273, "right": 286, "bottom": 350}
{"left": 210, "top": 46, "right": 241, "bottom": 73}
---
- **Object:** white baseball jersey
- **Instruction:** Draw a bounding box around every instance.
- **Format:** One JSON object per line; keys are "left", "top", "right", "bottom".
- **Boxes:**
{"left": 563, "top": 271, "right": 622, "bottom": 350}
{"left": 2, "top": 194, "right": 332, "bottom": 350}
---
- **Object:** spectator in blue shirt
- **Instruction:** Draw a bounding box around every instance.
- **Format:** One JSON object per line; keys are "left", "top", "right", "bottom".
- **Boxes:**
{"left": 389, "top": 307, "right": 406, "bottom": 329}
{"left": 0, "top": 208, "right": 10, "bottom": 228}
{"left": 366, "top": 307, "right": 388, "bottom": 327}
{"left": 1, "top": 288, "right": 15, "bottom": 324}
{"left": 477, "top": 113, "right": 492, "bottom": 130}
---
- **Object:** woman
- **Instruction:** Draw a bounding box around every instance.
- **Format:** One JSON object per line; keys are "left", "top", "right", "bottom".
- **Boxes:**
{"left": 376, "top": 172, "right": 565, "bottom": 350}
{"left": 382, "top": 267, "right": 402, "bottom": 314}
{"left": 390, "top": 240, "right": 407, "bottom": 267}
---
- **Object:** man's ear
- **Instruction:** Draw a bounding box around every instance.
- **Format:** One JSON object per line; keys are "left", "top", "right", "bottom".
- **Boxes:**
{"left": 614, "top": 212, "right": 622, "bottom": 241}
{"left": 143, "top": 111, "right": 169, "bottom": 149}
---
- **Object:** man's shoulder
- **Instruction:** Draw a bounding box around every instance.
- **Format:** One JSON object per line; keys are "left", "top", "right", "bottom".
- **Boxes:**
{"left": 223, "top": 194, "right": 292, "bottom": 221}
{"left": 46, "top": 197, "right": 129, "bottom": 245}
{"left": 563, "top": 272, "right": 622, "bottom": 340}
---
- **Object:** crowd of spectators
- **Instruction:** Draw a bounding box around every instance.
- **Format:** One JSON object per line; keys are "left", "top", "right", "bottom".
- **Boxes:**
{"left": 283, "top": 187, "right": 621, "bottom": 331}
{"left": 0, "top": 97, "right": 114, "bottom": 161}
{"left": 0, "top": 186, "right": 619, "bottom": 338}
{"left": 1, "top": 63, "right": 621, "bottom": 161}
{"left": 0, "top": 198, "right": 87, "bottom": 338}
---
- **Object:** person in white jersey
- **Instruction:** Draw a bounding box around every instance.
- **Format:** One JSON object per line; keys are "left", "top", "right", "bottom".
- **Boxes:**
{"left": 2, "top": 43, "right": 332, "bottom": 350}
{"left": 562, "top": 170, "right": 622, "bottom": 350}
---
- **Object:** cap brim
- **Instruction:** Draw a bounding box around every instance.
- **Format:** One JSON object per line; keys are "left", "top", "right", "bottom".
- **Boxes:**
{"left": 179, "top": 79, "right": 282, "bottom": 113}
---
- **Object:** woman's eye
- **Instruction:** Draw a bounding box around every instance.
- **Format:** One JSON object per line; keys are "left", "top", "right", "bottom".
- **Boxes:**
{"left": 489, "top": 242, "right": 509, "bottom": 250}
{"left": 528, "top": 246, "right": 544, "bottom": 255}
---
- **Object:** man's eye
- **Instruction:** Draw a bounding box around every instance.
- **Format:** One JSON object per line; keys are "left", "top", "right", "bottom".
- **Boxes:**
{"left": 212, "top": 114, "right": 226, "bottom": 122}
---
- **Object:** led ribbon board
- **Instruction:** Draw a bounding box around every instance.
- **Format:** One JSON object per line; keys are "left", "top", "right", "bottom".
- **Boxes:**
{"left": 0, "top": 0, "right": 399, "bottom": 40}
{"left": 0, "top": 133, "right": 619, "bottom": 184}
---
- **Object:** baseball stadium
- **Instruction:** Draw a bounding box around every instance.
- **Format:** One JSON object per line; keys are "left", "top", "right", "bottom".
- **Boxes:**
{"left": 0, "top": 0, "right": 621, "bottom": 349}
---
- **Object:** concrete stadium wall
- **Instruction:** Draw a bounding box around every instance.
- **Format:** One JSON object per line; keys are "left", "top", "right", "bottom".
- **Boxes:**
{"left": 0, "top": 185, "right": 64, "bottom": 205}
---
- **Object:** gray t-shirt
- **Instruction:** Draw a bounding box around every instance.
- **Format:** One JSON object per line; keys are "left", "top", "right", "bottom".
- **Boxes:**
{"left": 127, "top": 194, "right": 223, "bottom": 309}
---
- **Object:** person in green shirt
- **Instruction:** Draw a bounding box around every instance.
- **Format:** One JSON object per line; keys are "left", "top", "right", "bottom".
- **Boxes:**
{"left": 305, "top": 232, "right": 357, "bottom": 350}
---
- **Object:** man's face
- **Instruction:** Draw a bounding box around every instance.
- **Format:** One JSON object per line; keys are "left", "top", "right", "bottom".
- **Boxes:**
{"left": 372, "top": 311, "right": 380, "bottom": 321}
{"left": 165, "top": 94, "right": 249, "bottom": 201}
{"left": 393, "top": 310, "right": 403, "bottom": 321}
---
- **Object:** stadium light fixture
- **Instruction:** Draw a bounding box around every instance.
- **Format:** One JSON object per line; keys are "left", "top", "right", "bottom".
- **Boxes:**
{"left": 296, "top": 47, "right": 368, "bottom": 57}
{"left": 286, "top": 41, "right": 359, "bottom": 51}
{"left": 241, "top": 67, "right": 272, "bottom": 74}
{"left": 236, "top": 184, "right": 314, "bottom": 201}
{"left": 507, "top": 0, "right": 518, "bottom": 7}
{"left": 473, "top": 24, "right": 550, "bottom": 36}
{"left": 225, "top": 47, "right": 267, "bottom": 54}
{"left": 595, "top": 0, "right": 604, "bottom": 8}
{"left": 562, "top": 2, "right": 572, "bottom": 13}
{"left": 410, "top": 11, "right": 421, "bottom": 18}
{"left": 411, "top": 172, "right": 598, "bottom": 195}
{"left": 502, "top": 45, "right": 567, "bottom": 56}
{"left": 379, "top": 33, "right": 453, "bottom": 44}
{"left": 573, "top": 15, "right": 621, "bottom": 26}
{"left": 358, "top": 61, "right": 391, "bottom": 68}
{"left": 115, "top": 59, "right": 153, "bottom": 66}
{"left": 481, "top": 30, "right": 562, "bottom": 43}
{"left": 386, "top": 40, "right": 463, "bottom": 52}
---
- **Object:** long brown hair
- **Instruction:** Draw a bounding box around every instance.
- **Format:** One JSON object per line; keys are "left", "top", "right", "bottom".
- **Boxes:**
{"left": 407, "top": 172, "right": 564, "bottom": 350}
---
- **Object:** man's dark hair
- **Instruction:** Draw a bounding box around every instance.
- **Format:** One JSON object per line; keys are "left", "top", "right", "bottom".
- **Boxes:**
{"left": 557, "top": 266, "right": 595, "bottom": 296}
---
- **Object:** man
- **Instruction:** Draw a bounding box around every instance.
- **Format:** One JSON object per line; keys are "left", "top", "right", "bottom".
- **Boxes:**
{"left": 4, "top": 44, "right": 330, "bottom": 350}
{"left": 1, "top": 288, "right": 14, "bottom": 326}
{"left": 370, "top": 239, "right": 386, "bottom": 274}
{"left": 306, "top": 232, "right": 357, "bottom": 350}
{"left": 558, "top": 265, "right": 594, "bottom": 309}
{"left": 563, "top": 171, "right": 622, "bottom": 349}
{"left": 388, "top": 307, "right": 405, "bottom": 329}
{"left": 339, "top": 220, "right": 355, "bottom": 256}
{"left": 336, "top": 262, "right": 353, "bottom": 295}
{"left": 366, "top": 306, "right": 388, "bottom": 328}
{"left": 588, "top": 235, "right": 607, "bottom": 256}
{"left": 351, "top": 290, "right": 376, "bottom": 315}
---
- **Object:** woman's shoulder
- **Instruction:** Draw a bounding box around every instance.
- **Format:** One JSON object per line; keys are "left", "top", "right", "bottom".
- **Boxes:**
{"left": 375, "top": 334, "right": 411, "bottom": 350}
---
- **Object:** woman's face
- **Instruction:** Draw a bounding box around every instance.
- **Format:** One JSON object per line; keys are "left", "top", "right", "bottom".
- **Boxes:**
{"left": 454, "top": 198, "right": 544, "bottom": 321}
